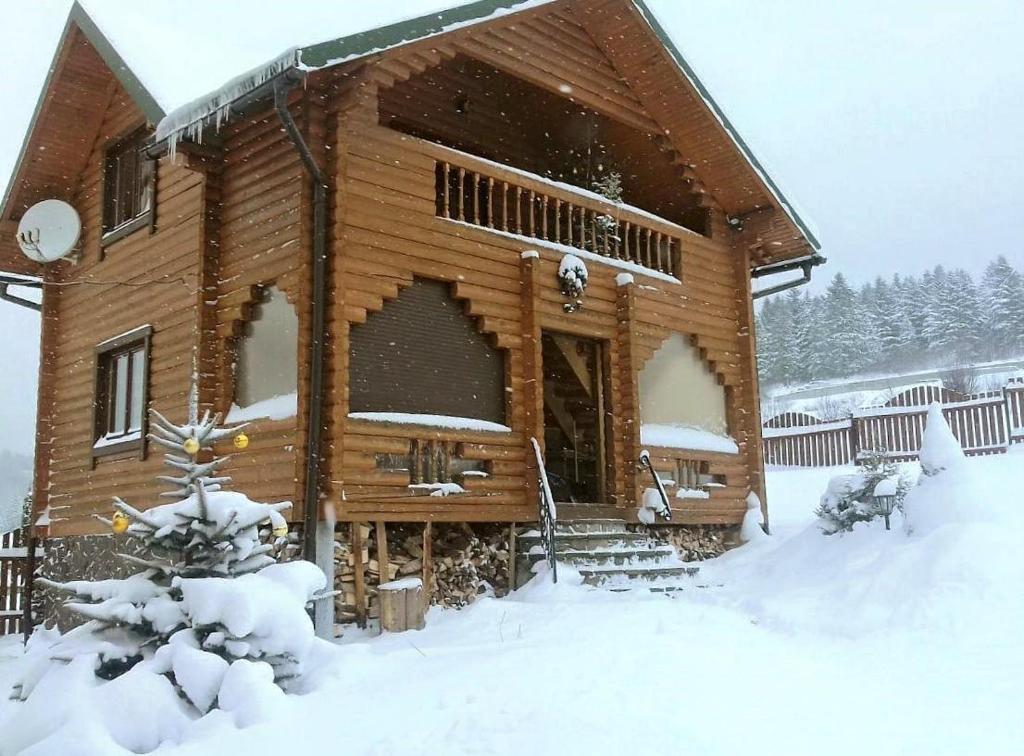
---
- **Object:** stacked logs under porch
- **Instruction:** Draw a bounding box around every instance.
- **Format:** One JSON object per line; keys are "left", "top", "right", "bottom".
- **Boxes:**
{"left": 335, "top": 522, "right": 513, "bottom": 631}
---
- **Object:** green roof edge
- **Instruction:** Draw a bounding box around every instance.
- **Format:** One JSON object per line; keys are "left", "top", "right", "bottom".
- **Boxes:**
{"left": 1, "top": 2, "right": 165, "bottom": 221}
{"left": 629, "top": 0, "right": 821, "bottom": 250}
{"left": 298, "top": 0, "right": 536, "bottom": 69}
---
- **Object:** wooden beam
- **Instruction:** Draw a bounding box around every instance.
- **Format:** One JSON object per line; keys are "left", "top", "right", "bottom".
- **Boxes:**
{"left": 421, "top": 521, "right": 433, "bottom": 609}
{"left": 351, "top": 521, "right": 367, "bottom": 628}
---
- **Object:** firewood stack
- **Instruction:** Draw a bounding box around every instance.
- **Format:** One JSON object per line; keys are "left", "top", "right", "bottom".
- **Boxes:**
{"left": 644, "top": 524, "right": 736, "bottom": 561}
{"left": 428, "top": 523, "right": 511, "bottom": 608}
{"left": 332, "top": 523, "right": 512, "bottom": 624}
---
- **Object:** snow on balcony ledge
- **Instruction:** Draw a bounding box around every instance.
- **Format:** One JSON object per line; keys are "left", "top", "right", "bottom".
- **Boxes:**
{"left": 348, "top": 412, "right": 511, "bottom": 433}
{"left": 640, "top": 424, "right": 739, "bottom": 455}
{"left": 226, "top": 392, "right": 298, "bottom": 423}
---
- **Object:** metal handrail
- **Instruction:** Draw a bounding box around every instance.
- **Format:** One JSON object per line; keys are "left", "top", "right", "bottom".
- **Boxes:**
{"left": 639, "top": 450, "right": 672, "bottom": 521}
{"left": 529, "top": 437, "right": 558, "bottom": 583}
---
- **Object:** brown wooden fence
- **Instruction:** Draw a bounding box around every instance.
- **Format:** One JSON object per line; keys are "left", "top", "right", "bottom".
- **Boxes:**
{"left": 764, "top": 381, "right": 1024, "bottom": 467}
{"left": 0, "top": 528, "right": 40, "bottom": 636}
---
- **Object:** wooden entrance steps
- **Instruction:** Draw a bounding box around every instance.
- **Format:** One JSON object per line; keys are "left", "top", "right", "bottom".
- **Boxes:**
{"left": 514, "top": 519, "right": 700, "bottom": 589}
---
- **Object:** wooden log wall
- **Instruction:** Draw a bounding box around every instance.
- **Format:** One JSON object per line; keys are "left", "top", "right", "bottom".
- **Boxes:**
{"left": 41, "top": 83, "right": 203, "bottom": 536}
{"left": 328, "top": 111, "right": 755, "bottom": 524}
{"left": 209, "top": 90, "right": 313, "bottom": 517}
{"left": 32, "top": 5, "right": 780, "bottom": 534}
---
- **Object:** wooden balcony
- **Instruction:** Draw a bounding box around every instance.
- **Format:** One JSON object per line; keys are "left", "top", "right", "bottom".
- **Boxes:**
{"left": 424, "top": 141, "right": 692, "bottom": 278}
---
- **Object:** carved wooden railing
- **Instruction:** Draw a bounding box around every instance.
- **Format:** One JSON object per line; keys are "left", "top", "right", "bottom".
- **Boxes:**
{"left": 638, "top": 450, "right": 672, "bottom": 520}
{"left": 530, "top": 437, "right": 558, "bottom": 584}
{"left": 430, "top": 143, "right": 687, "bottom": 278}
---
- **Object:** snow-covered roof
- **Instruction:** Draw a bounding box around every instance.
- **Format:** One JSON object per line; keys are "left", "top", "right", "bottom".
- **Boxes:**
{"left": 3, "top": 0, "right": 820, "bottom": 253}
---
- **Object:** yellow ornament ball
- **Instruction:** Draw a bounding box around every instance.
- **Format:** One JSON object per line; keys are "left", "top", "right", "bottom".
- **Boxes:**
{"left": 112, "top": 511, "right": 130, "bottom": 534}
{"left": 233, "top": 433, "right": 250, "bottom": 450}
{"left": 182, "top": 437, "right": 201, "bottom": 456}
{"left": 272, "top": 523, "right": 289, "bottom": 538}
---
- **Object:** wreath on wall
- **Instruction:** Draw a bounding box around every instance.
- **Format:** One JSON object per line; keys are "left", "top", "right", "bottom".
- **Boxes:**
{"left": 558, "top": 254, "right": 589, "bottom": 313}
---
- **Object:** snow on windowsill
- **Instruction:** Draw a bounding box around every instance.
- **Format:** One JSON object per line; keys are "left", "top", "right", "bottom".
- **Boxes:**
{"left": 640, "top": 424, "right": 739, "bottom": 455}
{"left": 93, "top": 430, "right": 143, "bottom": 450}
{"left": 226, "top": 392, "right": 298, "bottom": 423}
{"left": 348, "top": 412, "right": 511, "bottom": 433}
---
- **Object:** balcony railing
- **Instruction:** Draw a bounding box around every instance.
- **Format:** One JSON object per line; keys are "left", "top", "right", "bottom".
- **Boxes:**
{"left": 428, "top": 144, "right": 687, "bottom": 278}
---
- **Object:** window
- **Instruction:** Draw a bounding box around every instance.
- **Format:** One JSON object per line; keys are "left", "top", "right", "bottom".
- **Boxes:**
{"left": 93, "top": 326, "right": 151, "bottom": 459}
{"left": 638, "top": 333, "right": 728, "bottom": 435}
{"left": 349, "top": 278, "right": 506, "bottom": 424}
{"left": 102, "top": 127, "right": 154, "bottom": 244}
{"left": 232, "top": 285, "right": 299, "bottom": 417}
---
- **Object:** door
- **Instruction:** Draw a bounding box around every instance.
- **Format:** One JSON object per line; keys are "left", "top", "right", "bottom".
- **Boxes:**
{"left": 540, "top": 331, "right": 610, "bottom": 504}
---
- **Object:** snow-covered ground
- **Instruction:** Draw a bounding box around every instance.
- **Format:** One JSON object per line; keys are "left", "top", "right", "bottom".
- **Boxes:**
{"left": 2, "top": 449, "right": 1023, "bottom": 755}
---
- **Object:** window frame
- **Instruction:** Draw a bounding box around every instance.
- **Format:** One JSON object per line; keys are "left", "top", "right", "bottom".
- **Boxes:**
{"left": 100, "top": 126, "right": 155, "bottom": 249}
{"left": 92, "top": 325, "right": 152, "bottom": 462}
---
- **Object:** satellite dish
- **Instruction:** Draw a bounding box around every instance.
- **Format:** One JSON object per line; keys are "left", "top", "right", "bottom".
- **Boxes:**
{"left": 16, "top": 199, "right": 81, "bottom": 263}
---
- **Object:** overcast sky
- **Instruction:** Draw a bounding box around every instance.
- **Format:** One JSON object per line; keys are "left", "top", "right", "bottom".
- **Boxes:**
{"left": 0, "top": 0, "right": 1022, "bottom": 456}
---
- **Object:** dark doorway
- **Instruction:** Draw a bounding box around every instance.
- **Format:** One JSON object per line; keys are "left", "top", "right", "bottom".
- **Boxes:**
{"left": 540, "top": 332, "right": 609, "bottom": 503}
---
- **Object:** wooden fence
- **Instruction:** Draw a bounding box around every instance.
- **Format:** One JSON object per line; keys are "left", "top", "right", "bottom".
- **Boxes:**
{"left": 0, "top": 527, "right": 40, "bottom": 636}
{"left": 763, "top": 380, "right": 1024, "bottom": 467}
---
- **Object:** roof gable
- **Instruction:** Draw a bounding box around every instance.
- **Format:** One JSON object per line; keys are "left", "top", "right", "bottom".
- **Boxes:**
{"left": 3, "top": 0, "right": 819, "bottom": 271}
{"left": 0, "top": 3, "right": 161, "bottom": 223}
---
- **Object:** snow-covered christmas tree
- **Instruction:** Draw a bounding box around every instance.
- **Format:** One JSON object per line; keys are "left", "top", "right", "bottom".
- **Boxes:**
{"left": 27, "top": 400, "right": 326, "bottom": 715}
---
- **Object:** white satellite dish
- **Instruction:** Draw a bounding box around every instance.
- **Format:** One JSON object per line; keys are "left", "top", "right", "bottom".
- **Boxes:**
{"left": 16, "top": 199, "right": 81, "bottom": 263}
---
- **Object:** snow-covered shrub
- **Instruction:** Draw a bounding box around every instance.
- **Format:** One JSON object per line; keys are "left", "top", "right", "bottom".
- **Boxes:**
{"left": 816, "top": 450, "right": 909, "bottom": 534}
{"left": 11, "top": 403, "right": 327, "bottom": 750}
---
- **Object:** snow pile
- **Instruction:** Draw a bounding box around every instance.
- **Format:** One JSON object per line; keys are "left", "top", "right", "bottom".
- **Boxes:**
{"left": 740, "top": 492, "right": 767, "bottom": 543}
{"left": 918, "top": 402, "right": 965, "bottom": 476}
{"left": 709, "top": 447, "right": 1024, "bottom": 639}
{"left": 637, "top": 487, "right": 664, "bottom": 524}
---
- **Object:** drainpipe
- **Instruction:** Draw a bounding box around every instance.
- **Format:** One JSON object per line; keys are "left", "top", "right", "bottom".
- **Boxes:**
{"left": 273, "top": 74, "right": 329, "bottom": 579}
{"left": 751, "top": 253, "right": 826, "bottom": 299}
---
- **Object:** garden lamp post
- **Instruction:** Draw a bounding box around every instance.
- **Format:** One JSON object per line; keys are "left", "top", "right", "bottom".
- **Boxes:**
{"left": 873, "top": 478, "right": 899, "bottom": 531}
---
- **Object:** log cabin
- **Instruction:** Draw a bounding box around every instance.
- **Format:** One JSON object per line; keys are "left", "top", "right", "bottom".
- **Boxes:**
{"left": 0, "top": 0, "right": 822, "bottom": 622}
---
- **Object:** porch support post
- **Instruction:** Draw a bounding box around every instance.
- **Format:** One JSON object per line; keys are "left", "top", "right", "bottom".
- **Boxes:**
{"left": 734, "top": 243, "right": 770, "bottom": 530}
{"left": 520, "top": 252, "right": 543, "bottom": 508}
{"left": 616, "top": 278, "right": 641, "bottom": 510}
{"left": 314, "top": 516, "right": 336, "bottom": 639}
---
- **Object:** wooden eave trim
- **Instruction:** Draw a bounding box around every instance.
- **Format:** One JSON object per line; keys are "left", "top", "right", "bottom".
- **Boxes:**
{"left": 1, "top": 2, "right": 164, "bottom": 225}
{"left": 578, "top": 0, "right": 819, "bottom": 253}
{"left": 298, "top": 0, "right": 571, "bottom": 69}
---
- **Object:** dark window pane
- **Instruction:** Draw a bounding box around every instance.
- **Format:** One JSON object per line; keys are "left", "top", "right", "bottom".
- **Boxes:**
{"left": 349, "top": 278, "right": 506, "bottom": 424}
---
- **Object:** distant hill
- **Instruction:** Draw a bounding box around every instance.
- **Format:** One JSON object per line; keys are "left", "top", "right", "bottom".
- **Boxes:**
{"left": 0, "top": 450, "right": 32, "bottom": 533}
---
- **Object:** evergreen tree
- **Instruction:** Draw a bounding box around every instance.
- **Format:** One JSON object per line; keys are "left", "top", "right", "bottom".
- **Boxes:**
{"left": 982, "top": 255, "right": 1024, "bottom": 356}
{"left": 821, "top": 273, "right": 871, "bottom": 376}
{"left": 33, "top": 403, "right": 325, "bottom": 714}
